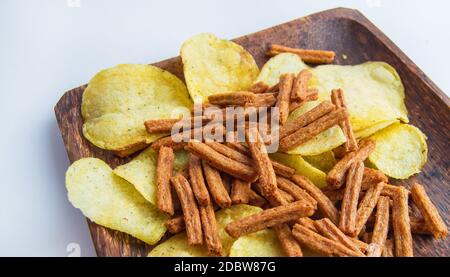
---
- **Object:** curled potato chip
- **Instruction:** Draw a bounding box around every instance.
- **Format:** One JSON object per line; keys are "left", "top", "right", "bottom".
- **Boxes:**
{"left": 113, "top": 148, "right": 189, "bottom": 205}
{"left": 311, "top": 62, "right": 408, "bottom": 131}
{"left": 66, "top": 158, "right": 168, "bottom": 245}
{"left": 181, "top": 33, "right": 259, "bottom": 102}
{"left": 368, "top": 123, "right": 427, "bottom": 179}
{"left": 82, "top": 64, "right": 192, "bottom": 151}
{"left": 355, "top": 120, "right": 398, "bottom": 139}
{"left": 270, "top": 153, "right": 327, "bottom": 188}
{"left": 148, "top": 204, "right": 262, "bottom": 257}
{"left": 285, "top": 101, "right": 347, "bottom": 156}
{"left": 303, "top": 151, "right": 337, "bottom": 173}
{"left": 255, "top": 53, "right": 309, "bottom": 87}
{"left": 229, "top": 229, "right": 284, "bottom": 257}
{"left": 148, "top": 233, "right": 209, "bottom": 257}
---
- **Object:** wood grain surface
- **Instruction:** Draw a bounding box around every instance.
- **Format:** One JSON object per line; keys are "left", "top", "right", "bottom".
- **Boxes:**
{"left": 55, "top": 8, "right": 450, "bottom": 257}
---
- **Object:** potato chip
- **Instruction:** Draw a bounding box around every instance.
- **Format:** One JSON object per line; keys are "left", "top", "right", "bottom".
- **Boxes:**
{"left": 303, "top": 151, "right": 337, "bottom": 173}
{"left": 284, "top": 101, "right": 347, "bottom": 156}
{"left": 148, "top": 233, "right": 209, "bottom": 257}
{"left": 181, "top": 33, "right": 259, "bottom": 102}
{"left": 148, "top": 204, "right": 262, "bottom": 257}
{"left": 355, "top": 120, "right": 398, "bottom": 139}
{"left": 270, "top": 153, "right": 327, "bottom": 188}
{"left": 311, "top": 62, "right": 408, "bottom": 131}
{"left": 229, "top": 229, "right": 284, "bottom": 257}
{"left": 82, "top": 64, "right": 192, "bottom": 151}
{"left": 368, "top": 123, "right": 427, "bottom": 179}
{"left": 113, "top": 148, "right": 189, "bottom": 205}
{"left": 66, "top": 158, "right": 168, "bottom": 245}
{"left": 255, "top": 53, "right": 309, "bottom": 87}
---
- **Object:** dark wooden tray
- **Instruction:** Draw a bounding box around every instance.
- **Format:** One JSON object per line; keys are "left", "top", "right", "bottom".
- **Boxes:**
{"left": 55, "top": 8, "right": 450, "bottom": 257}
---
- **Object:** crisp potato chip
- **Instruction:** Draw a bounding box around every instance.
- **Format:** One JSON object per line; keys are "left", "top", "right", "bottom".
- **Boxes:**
{"left": 284, "top": 101, "right": 347, "bottom": 156}
{"left": 355, "top": 120, "right": 398, "bottom": 139}
{"left": 113, "top": 148, "right": 189, "bottom": 205}
{"left": 255, "top": 53, "right": 309, "bottom": 87}
{"left": 181, "top": 33, "right": 259, "bottom": 102}
{"left": 148, "top": 204, "right": 262, "bottom": 257}
{"left": 82, "top": 64, "right": 192, "bottom": 151}
{"left": 229, "top": 229, "right": 284, "bottom": 257}
{"left": 270, "top": 153, "right": 327, "bottom": 188}
{"left": 311, "top": 62, "right": 408, "bottom": 131}
{"left": 148, "top": 233, "right": 209, "bottom": 257}
{"left": 66, "top": 158, "right": 168, "bottom": 245}
{"left": 368, "top": 123, "right": 427, "bottom": 179}
{"left": 303, "top": 151, "right": 337, "bottom": 173}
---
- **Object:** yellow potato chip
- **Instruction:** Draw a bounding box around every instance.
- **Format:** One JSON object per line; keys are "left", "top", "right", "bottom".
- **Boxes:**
{"left": 148, "top": 233, "right": 209, "bottom": 257}
{"left": 229, "top": 229, "right": 284, "bottom": 257}
{"left": 255, "top": 53, "right": 309, "bottom": 87}
{"left": 66, "top": 158, "right": 168, "bottom": 245}
{"left": 113, "top": 148, "right": 189, "bottom": 205}
{"left": 368, "top": 123, "right": 427, "bottom": 179}
{"left": 285, "top": 101, "right": 347, "bottom": 156}
{"left": 303, "top": 151, "right": 337, "bottom": 173}
{"left": 355, "top": 119, "right": 398, "bottom": 139}
{"left": 181, "top": 33, "right": 259, "bottom": 102}
{"left": 148, "top": 204, "right": 262, "bottom": 257}
{"left": 82, "top": 64, "right": 192, "bottom": 151}
{"left": 311, "top": 62, "right": 408, "bottom": 131}
{"left": 270, "top": 153, "right": 327, "bottom": 188}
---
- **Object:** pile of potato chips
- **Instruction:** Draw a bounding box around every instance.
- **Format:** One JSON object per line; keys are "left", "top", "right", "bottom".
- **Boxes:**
{"left": 65, "top": 33, "right": 427, "bottom": 256}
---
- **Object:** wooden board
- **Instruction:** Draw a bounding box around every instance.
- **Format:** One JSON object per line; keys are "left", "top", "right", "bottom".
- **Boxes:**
{"left": 55, "top": 8, "right": 450, "bottom": 257}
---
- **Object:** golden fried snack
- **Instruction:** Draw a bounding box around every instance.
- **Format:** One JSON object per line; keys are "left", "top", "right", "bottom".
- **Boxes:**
{"left": 156, "top": 146, "right": 175, "bottom": 215}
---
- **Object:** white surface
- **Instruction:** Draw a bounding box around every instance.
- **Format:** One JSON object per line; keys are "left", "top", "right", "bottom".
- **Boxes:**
{"left": 0, "top": 0, "right": 448, "bottom": 257}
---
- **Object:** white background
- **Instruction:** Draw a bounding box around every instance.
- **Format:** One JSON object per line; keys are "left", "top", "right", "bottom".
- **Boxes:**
{"left": 0, "top": 0, "right": 448, "bottom": 257}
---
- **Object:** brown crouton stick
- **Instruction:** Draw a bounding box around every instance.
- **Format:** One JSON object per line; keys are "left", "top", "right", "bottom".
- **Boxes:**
{"left": 201, "top": 160, "right": 232, "bottom": 209}
{"left": 271, "top": 160, "right": 296, "bottom": 178}
{"left": 230, "top": 178, "right": 251, "bottom": 204}
{"left": 354, "top": 182, "right": 385, "bottom": 236}
{"left": 199, "top": 203, "right": 222, "bottom": 256}
{"left": 392, "top": 187, "right": 413, "bottom": 257}
{"left": 268, "top": 44, "right": 336, "bottom": 64}
{"left": 331, "top": 88, "right": 358, "bottom": 152}
{"left": 205, "top": 141, "right": 252, "bottom": 165}
{"left": 288, "top": 89, "right": 319, "bottom": 112}
{"left": 249, "top": 81, "right": 269, "bottom": 94}
{"left": 208, "top": 91, "right": 257, "bottom": 106}
{"left": 274, "top": 224, "right": 303, "bottom": 257}
{"left": 410, "top": 183, "right": 448, "bottom": 239}
{"left": 225, "top": 201, "right": 316, "bottom": 238}
{"left": 361, "top": 168, "right": 388, "bottom": 190}
{"left": 156, "top": 146, "right": 175, "bottom": 215}
{"left": 276, "top": 176, "right": 317, "bottom": 207}
{"left": 291, "top": 69, "right": 312, "bottom": 100}
{"left": 370, "top": 196, "right": 390, "bottom": 250}
{"left": 291, "top": 174, "right": 340, "bottom": 224}
{"left": 166, "top": 216, "right": 185, "bottom": 234}
{"left": 170, "top": 174, "right": 203, "bottom": 245}
{"left": 248, "top": 189, "right": 269, "bottom": 207}
{"left": 188, "top": 154, "right": 210, "bottom": 206}
{"left": 279, "top": 189, "right": 295, "bottom": 203}
{"left": 276, "top": 73, "right": 294, "bottom": 125}
{"left": 327, "top": 139, "right": 376, "bottom": 189}
{"left": 381, "top": 239, "right": 394, "bottom": 257}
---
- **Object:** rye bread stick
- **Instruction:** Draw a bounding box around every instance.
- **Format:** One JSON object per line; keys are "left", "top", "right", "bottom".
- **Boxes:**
{"left": 185, "top": 141, "right": 257, "bottom": 182}
{"left": 188, "top": 154, "right": 210, "bottom": 206}
{"left": 170, "top": 174, "right": 203, "bottom": 245}
{"left": 354, "top": 182, "right": 385, "bottom": 236}
{"left": 292, "top": 224, "right": 364, "bottom": 257}
{"left": 156, "top": 146, "right": 175, "bottom": 215}
{"left": 410, "top": 217, "right": 433, "bottom": 235}
{"left": 296, "top": 217, "right": 318, "bottom": 232}
{"left": 268, "top": 44, "right": 336, "bottom": 64}
{"left": 382, "top": 239, "right": 394, "bottom": 257}
{"left": 276, "top": 73, "right": 294, "bottom": 125}
{"left": 205, "top": 141, "right": 253, "bottom": 165}
{"left": 410, "top": 183, "right": 448, "bottom": 239}
{"left": 327, "top": 139, "right": 376, "bottom": 189}
{"left": 279, "top": 107, "right": 348, "bottom": 151}
{"left": 331, "top": 88, "right": 358, "bottom": 152}
{"left": 249, "top": 81, "right": 269, "bottom": 94}
{"left": 151, "top": 136, "right": 187, "bottom": 151}
{"left": 246, "top": 126, "right": 278, "bottom": 198}
{"left": 199, "top": 203, "right": 222, "bottom": 256}
{"left": 248, "top": 189, "right": 269, "bottom": 207}
{"left": 230, "top": 178, "right": 251, "bottom": 204}
{"left": 279, "top": 100, "right": 335, "bottom": 139}
{"left": 380, "top": 183, "right": 404, "bottom": 198}
{"left": 271, "top": 160, "right": 296, "bottom": 178}
{"left": 225, "top": 201, "right": 316, "bottom": 238}
{"left": 314, "top": 218, "right": 365, "bottom": 256}
{"left": 274, "top": 223, "right": 303, "bottom": 257}
{"left": 361, "top": 168, "right": 388, "bottom": 190}
{"left": 145, "top": 116, "right": 210, "bottom": 134}
{"left": 371, "top": 196, "right": 390, "bottom": 246}
{"left": 291, "top": 69, "right": 312, "bottom": 100}
{"left": 279, "top": 189, "right": 295, "bottom": 203}
{"left": 252, "top": 181, "right": 288, "bottom": 207}
{"left": 208, "top": 91, "right": 257, "bottom": 106}
{"left": 201, "top": 160, "right": 232, "bottom": 209}
{"left": 365, "top": 243, "right": 383, "bottom": 257}
{"left": 251, "top": 93, "right": 277, "bottom": 107}
{"left": 166, "top": 216, "right": 185, "bottom": 234}
{"left": 288, "top": 89, "right": 319, "bottom": 113}
{"left": 291, "top": 174, "right": 340, "bottom": 224}
{"left": 225, "top": 142, "right": 250, "bottom": 155}
{"left": 339, "top": 161, "right": 364, "bottom": 236}
{"left": 392, "top": 187, "right": 413, "bottom": 257}
{"left": 276, "top": 176, "right": 317, "bottom": 206}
